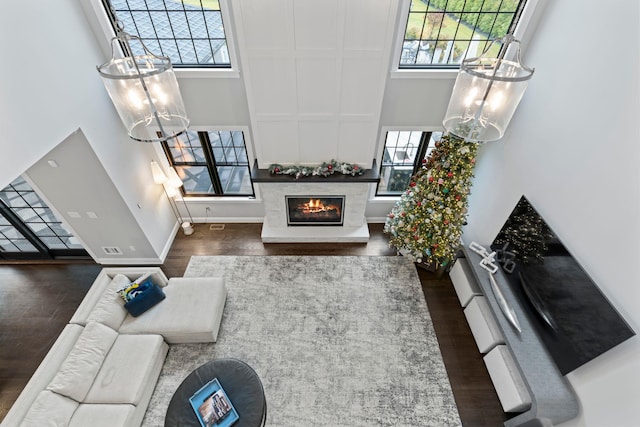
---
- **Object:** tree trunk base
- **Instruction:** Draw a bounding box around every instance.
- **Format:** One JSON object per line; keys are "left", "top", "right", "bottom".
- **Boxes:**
{"left": 414, "top": 259, "right": 448, "bottom": 278}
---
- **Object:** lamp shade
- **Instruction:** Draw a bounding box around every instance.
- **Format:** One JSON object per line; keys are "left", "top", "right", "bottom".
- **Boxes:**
{"left": 166, "top": 167, "right": 184, "bottom": 188}
{"left": 443, "top": 36, "right": 534, "bottom": 142}
{"left": 165, "top": 185, "right": 179, "bottom": 198}
{"left": 97, "top": 33, "right": 189, "bottom": 142}
{"left": 150, "top": 161, "right": 167, "bottom": 184}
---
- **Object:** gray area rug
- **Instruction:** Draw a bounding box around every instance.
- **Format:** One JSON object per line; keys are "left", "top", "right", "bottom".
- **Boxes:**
{"left": 142, "top": 256, "right": 461, "bottom": 426}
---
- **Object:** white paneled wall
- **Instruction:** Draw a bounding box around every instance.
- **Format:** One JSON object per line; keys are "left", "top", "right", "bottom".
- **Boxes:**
{"left": 233, "top": 0, "right": 398, "bottom": 168}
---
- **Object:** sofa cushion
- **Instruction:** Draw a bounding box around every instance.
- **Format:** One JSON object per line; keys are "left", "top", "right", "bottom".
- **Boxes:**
{"left": 85, "top": 274, "right": 131, "bottom": 330}
{"left": 69, "top": 403, "right": 136, "bottom": 427}
{"left": 0, "top": 325, "right": 84, "bottom": 427}
{"left": 20, "top": 390, "right": 79, "bottom": 427}
{"left": 118, "top": 277, "right": 227, "bottom": 344}
{"left": 47, "top": 322, "right": 118, "bottom": 402}
{"left": 84, "top": 334, "right": 167, "bottom": 405}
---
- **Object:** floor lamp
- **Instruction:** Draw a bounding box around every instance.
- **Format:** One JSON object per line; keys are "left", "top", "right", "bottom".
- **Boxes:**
{"left": 166, "top": 167, "right": 195, "bottom": 235}
{"left": 150, "top": 161, "right": 194, "bottom": 235}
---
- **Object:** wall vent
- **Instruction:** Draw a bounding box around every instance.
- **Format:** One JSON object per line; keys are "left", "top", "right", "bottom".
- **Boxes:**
{"left": 102, "top": 246, "right": 123, "bottom": 255}
{"left": 209, "top": 224, "right": 225, "bottom": 231}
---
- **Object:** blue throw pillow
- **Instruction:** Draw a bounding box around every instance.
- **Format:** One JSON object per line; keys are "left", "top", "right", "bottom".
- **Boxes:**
{"left": 116, "top": 273, "right": 153, "bottom": 302}
{"left": 124, "top": 284, "right": 166, "bottom": 317}
{"left": 124, "top": 279, "right": 153, "bottom": 301}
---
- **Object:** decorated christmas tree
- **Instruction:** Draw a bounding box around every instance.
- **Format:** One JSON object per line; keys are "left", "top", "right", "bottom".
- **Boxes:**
{"left": 384, "top": 134, "right": 478, "bottom": 268}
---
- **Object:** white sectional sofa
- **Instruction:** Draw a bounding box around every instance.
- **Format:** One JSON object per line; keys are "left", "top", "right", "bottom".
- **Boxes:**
{"left": 70, "top": 268, "right": 228, "bottom": 344}
{"left": 2, "top": 267, "right": 227, "bottom": 427}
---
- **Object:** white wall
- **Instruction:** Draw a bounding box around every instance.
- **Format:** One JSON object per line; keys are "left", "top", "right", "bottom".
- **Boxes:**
{"left": 231, "top": 0, "right": 398, "bottom": 168}
{"left": 380, "top": 75, "right": 455, "bottom": 127}
{"left": 0, "top": 0, "right": 177, "bottom": 262}
{"left": 177, "top": 76, "right": 251, "bottom": 127}
{"left": 26, "top": 130, "right": 165, "bottom": 264}
{"left": 462, "top": 0, "right": 640, "bottom": 425}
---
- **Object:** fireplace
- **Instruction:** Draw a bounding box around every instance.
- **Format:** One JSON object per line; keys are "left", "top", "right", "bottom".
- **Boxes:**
{"left": 259, "top": 182, "right": 369, "bottom": 242}
{"left": 286, "top": 196, "right": 345, "bottom": 226}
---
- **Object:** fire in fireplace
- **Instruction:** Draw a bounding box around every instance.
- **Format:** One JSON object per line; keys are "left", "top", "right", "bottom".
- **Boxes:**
{"left": 286, "top": 196, "right": 345, "bottom": 226}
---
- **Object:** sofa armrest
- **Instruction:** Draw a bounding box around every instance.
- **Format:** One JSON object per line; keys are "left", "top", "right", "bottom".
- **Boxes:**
{"left": 1, "top": 324, "right": 84, "bottom": 426}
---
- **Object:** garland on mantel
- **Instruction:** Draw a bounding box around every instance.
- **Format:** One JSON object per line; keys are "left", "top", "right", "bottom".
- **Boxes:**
{"left": 268, "top": 160, "right": 364, "bottom": 179}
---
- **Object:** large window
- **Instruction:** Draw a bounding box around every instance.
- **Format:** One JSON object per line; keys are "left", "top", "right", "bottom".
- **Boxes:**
{"left": 400, "top": 0, "right": 527, "bottom": 67}
{"left": 162, "top": 130, "right": 254, "bottom": 196}
{"left": 0, "top": 177, "right": 88, "bottom": 260}
{"left": 104, "top": 0, "right": 231, "bottom": 67}
{"left": 377, "top": 131, "right": 442, "bottom": 196}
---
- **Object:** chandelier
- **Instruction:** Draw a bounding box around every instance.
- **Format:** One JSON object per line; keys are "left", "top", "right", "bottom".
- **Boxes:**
{"left": 443, "top": 34, "right": 534, "bottom": 142}
{"left": 97, "top": 17, "right": 189, "bottom": 142}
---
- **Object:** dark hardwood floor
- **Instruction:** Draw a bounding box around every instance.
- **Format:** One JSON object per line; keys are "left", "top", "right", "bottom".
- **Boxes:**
{"left": 0, "top": 263, "right": 102, "bottom": 419}
{"left": 0, "top": 223, "right": 506, "bottom": 426}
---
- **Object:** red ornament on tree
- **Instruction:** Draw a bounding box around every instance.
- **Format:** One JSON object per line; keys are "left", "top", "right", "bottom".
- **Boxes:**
{"left": 327, "top": 164, "right": 333, "bottom": 170}
{"left": 409, "top": 182, "right": 416, "bottom": 187}
{"left": 274, "top": 167, "right": 280, "bottom": 173}
{"left": 447, "top": 172, "right": 453, "bottom": 178}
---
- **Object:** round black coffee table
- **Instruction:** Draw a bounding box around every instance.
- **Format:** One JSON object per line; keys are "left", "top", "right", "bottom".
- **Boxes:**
{"left": 165, "top": 358, "right": 266, "bottom": 427}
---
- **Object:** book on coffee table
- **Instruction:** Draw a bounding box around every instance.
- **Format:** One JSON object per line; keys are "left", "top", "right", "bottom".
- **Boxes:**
{"left": 189, "top": 378, "right": 239, "bottom": 427}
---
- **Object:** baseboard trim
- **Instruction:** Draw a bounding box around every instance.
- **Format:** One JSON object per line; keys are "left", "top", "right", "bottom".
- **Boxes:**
{"left": 191, "top": 217, "right": 388, "bottom": 224}
{"left": 366, "top": 217, "right": 388, "bottom": 223}
{"left": 157, "top": 222, "right": 180, "bottom": 263}
{"left": 192, "top": 217, "right": 264, "bottom": 223}
{"left": 94, "top": 257, "right": 163, "bottom": 266}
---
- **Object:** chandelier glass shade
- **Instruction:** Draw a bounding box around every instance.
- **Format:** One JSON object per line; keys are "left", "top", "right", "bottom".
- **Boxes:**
{"left": 97, "top": 31, "right": 189, "bottom": 142}
{"left": 443, "top": 35, "right": 534, "bottom": 142}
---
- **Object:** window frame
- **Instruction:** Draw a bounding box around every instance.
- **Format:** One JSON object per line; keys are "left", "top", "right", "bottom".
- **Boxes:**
{"left": 0, "top": 176, "right": 89, "bottom": 260}
{"left": 159, "top": 127, "right": 256, "bottom": 198}
{"left": 374, "top": 128, "right": 443, "bottom": 197}
{"left": 88, "top": 0, "right": 240, "bottom": 77}
{"left": 389, "top": 0, "right": 545, "bottom": 76}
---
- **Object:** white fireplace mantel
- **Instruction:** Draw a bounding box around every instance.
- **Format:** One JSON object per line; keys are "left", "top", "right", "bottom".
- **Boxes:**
{"left": 259, "top": 182, "right": 371, "bottom": 243}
